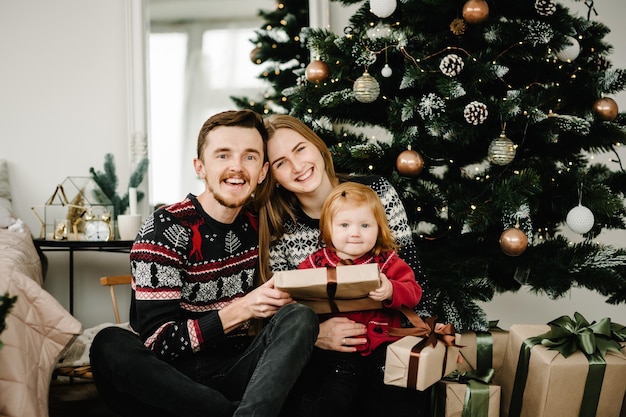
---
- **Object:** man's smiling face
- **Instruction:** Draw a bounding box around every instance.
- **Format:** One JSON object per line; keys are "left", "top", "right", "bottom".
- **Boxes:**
{"left": 195, "top": 125, "right": 268, "bottom": 209}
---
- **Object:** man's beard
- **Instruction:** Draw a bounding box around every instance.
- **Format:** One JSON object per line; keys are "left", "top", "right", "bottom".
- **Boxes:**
{"left": 208, "top": 184, "right": 249, "bottom": 209}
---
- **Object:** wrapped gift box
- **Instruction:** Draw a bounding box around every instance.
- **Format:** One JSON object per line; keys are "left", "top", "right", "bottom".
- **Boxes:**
{"left": 273, "top": 264, "right": 382, "bottom": 314}
{"left": 456, "top": 329, "right": 509, "bottom": 377}
{"left": 499, "top": 324, "right": 626, "bottom": 417}
{"left": 433, "top": 380, "right": 501, "bottom": 417}
{"left": 384, "top": 334, "right": 460, "bottom": 391}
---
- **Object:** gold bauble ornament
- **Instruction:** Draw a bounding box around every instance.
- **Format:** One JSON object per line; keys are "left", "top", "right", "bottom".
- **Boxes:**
{"left": 592, "top": 97, "right": 619, "bottom": 121}
{"left": 250, "top": 46, "right": 262, "bottom": 64}
{"left": 353, "top": 71, "right": 380, "bottom": 103}
{"left": 396, "top": 149, "right": 425, "bottom": 177}
{"left": 462, "top": 0, "right": 489, "bottom": 24}
{"left": 305, "top": 60, "right": 330, "bottom": 83}
{"left": 488, "top": 132, "right": 516, "bottom": 166}
{"left": 499, "top": 227, "right": 528, "bottom": 256}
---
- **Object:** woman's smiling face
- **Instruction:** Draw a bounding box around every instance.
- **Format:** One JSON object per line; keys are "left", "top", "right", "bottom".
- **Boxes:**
{"left": 267, "top": 128, "right": 327, "bottom": 194}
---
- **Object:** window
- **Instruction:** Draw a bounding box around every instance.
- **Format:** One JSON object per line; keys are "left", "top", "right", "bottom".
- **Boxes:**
{"left": 148, "top": 23, "right": 268, "bottom": 205}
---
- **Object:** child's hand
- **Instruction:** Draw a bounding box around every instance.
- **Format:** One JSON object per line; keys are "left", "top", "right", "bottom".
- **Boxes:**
{"left": 368, "top": 273, "right": 393, "bottom": 301}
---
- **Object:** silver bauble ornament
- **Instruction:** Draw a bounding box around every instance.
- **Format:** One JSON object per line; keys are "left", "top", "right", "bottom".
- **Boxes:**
{"left": 488, "top": 132, "right": 516, "bottom": 165}
{"left": 370, "top": 0, "right": 397, "bottom": 18}
{"left": 353, "top": 71, "right": 380, "bottom": 103}
{"left": 566, "top": 204, "right": 594, "bottom": 234}
{"left": 556, "top": 36, "right": 580, "bottom": 62}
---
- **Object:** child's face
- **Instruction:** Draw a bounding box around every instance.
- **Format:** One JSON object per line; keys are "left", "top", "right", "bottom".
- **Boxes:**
{"left": 330, "top": 204, "right": 379, "bottom": 260}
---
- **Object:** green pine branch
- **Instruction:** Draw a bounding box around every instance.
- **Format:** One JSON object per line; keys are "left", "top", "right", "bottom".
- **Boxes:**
{"left": 90, "top": 154, "right": 149, "bottom": 217}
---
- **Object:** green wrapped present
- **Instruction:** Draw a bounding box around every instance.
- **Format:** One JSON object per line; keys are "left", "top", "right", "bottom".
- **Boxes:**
{"left": 433, "top": 369, "right": 501, "bottom": 417}
{"left": 499, "top": 313, "right": 626, "bottom": 417}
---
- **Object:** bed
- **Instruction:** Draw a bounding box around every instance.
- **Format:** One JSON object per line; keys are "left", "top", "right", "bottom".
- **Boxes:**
{"left": 0, "top": 158, "right": 82, "bottom": 417}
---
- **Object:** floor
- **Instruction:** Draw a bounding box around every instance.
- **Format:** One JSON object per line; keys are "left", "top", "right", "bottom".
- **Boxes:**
{"left": 49, "top": 380, "right": 118, "bottom": 417}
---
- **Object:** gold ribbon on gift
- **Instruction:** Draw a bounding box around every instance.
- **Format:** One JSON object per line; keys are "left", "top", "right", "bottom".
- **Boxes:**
{"left": 433, "top": 368, "right": 495, "bottom": 417}
{"left": 509, "top": 312, "right": 626, "bottom": 417}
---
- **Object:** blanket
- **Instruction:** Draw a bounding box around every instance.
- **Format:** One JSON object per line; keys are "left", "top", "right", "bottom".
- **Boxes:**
{"left": 0, "top": 228, "right": 82, "bottom": 417}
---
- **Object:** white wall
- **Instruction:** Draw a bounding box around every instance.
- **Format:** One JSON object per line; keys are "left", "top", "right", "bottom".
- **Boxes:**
{"left": 0, "top": 0, "right": 624, "bottom": 328}
{"left": 0, "top": 0, "right": 146, "bottom": 327}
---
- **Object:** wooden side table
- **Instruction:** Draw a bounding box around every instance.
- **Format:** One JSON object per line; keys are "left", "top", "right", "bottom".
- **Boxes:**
{"left": 33, "top": 240, "right": 133, "bottom": 314}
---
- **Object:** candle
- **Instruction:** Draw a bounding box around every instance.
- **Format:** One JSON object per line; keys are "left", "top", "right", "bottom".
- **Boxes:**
{"left": 129, "top": 187, "right": 138, "bottom": 215}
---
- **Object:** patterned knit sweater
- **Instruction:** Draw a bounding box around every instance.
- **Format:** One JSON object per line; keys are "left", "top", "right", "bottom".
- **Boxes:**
{"left": 269, "top": 175, "right": 433, "bottom": 316}
{"left": 299, "top": 248, "right": 422, "bottom": 356}
{"left": 129, "top": 194, "right": 258, "bottom": 361}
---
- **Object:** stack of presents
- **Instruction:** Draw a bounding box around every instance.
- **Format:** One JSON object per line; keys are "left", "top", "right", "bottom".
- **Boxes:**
{"left": 274, "top": 264, "right": 626, "bottom": 417}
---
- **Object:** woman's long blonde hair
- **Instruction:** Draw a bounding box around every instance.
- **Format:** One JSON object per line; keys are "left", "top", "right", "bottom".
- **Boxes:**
{"left": 320, "top": 182, "right": 398, "bottom": 256}
{"left": 255, "top": 114, "right": 339, "bottom": 282}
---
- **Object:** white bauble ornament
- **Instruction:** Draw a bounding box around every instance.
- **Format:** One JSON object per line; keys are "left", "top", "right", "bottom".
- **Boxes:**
{"left": 353, "top": 71, "right": 380, "bottom": 103}
{"left": 566, "top": 204, "right": 594, "bottom": 234}
{"left": 381, "top": 64, "right": 393, "bottom": 78}
{"left": 370, "top": 0, "right": 397, "bottom": 18}
{"left": 556, "top": 36, "right": 580, "bottom": 62}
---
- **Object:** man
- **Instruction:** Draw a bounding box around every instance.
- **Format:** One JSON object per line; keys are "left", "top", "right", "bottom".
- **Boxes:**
{"left": 90, "top": 110, "right": 319, "bottom": 417}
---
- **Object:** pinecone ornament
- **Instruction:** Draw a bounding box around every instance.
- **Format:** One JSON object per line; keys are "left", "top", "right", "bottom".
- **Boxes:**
{"left": 464, "top": 101, "right": 488, "bottom": 125}
{"left": 439, "top": 54, "right": 464, "bottom": 77}
{"left": 535, "top": 0, "right": 556, "bottom": 17}
{"left": 450, "top": 18, "right": 466, "bottom": 35}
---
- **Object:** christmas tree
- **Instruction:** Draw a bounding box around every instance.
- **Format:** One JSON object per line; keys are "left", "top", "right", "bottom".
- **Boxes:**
{"left": 230, "top": 0, "right": 310, "bottom": 115}
{"left": 236, "top": 0, "right": 626, "bottom": 331}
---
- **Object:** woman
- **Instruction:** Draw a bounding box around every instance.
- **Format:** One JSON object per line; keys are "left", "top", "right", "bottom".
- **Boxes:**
{"left": 255, "top": 114, "right": 432, "bottom": 417}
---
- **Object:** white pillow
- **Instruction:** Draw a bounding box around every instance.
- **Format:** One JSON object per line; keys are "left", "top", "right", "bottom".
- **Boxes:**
{"left": 0, "top": 205, "right": 15, "bottom": 228}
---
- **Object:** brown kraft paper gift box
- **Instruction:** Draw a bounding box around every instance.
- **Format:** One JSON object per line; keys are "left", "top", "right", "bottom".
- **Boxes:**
{"left": 434, "top": 380, "right": 501, "bottom": 417}
{"left": 499, "top": 324, "right": 626, "bottom": 417}
{"left": 456, "top": 329, "right": 509, "bottom": 378}
{"left": 273, "top": 263, "right": 382, "bottom": 314}
{"left": 384, "top": 334, "right": 460, "bottom": 391}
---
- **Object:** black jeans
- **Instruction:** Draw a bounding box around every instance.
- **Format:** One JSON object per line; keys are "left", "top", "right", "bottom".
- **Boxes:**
{"left": 90, "top": 303, "right": 318, "bottom": 417}
{"left": 282, "top": 344, "right": 428, "bottom": 417}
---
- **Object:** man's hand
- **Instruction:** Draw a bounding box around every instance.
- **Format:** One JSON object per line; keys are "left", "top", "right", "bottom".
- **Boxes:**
{"left": 219, "top": 278, "right": 293, "bottom": 333}
{"left": 242, "top": 277, "right": 293, "bottom": 319}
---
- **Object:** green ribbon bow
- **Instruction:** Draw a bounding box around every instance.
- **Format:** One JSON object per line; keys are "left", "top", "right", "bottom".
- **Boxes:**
{"left": 509, "top": 312, "right": 626, "bottom": 417}
{"left": 433, "top": 369, "right": 495, "bottom": 417}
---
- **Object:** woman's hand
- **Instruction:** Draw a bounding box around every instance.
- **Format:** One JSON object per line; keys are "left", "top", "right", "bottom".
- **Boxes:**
{"left": 316, "top": 316, "right": 367, "bottom": 352}
{"left": 219, "top": 277, "right": 293, "bottom": 332}
{"left": 368, "top": 273, "right": 393, "bottom": 302}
